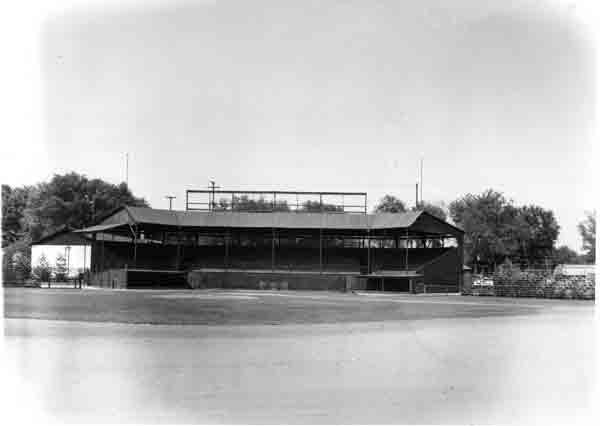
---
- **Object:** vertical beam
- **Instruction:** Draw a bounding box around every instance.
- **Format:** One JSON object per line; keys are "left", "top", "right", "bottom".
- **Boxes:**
{"left": 405, "top": 229, "right": 409, "bottom": 270}
{"left": 133, "top": 225, "right": 138, "bottom": 267}
{"left": 271, "top": 228, "right": 276, "bottom": 271}
{"left": 223, "top": 230, "right": 229, "bottom": 269}
{"left": 319, "top": 227, "right": 323, "bottom": 273}
{"left": 175, "top": 229, "right": 182, "bottom": 270}
{"left": 367, "top": 230, "right": 371, "bottom": 274}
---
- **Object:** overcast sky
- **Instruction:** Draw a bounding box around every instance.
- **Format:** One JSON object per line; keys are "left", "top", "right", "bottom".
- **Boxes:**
{"left": 1, "top": 0, "right": 597, "bottom": 251}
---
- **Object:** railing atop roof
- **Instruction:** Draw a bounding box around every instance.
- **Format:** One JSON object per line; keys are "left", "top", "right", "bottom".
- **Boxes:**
{"left": 185, "top": 190, "right": 368, "bottom": 214}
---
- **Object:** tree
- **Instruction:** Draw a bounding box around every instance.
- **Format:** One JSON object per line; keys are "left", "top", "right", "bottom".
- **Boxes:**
{"left": 2, "top": 239, "right": 31, "bottom": 284}
{"left": 552, "top": 245, "right": 580, "bottom": 265}
{"left": 54, "top": 254, "right": 68, "bottom": 281}
{"left": 374, "top": 195, "right": 407, "bottom": 213}
{"left": 449, "top": 189, "right": 521, "bottom": 268}
{"left": 3, "top": 172, "right": 149, "bottom": 243}
{"left": 300, "top": 200, "right": 343, "bottom": 212}
{"left": 33, "top": 253, "right": 52, "bottom": 282}
{"left": 217, "top": 195, "right": 291, "bottom": 212}
{"left": 413, "top": 201, "right": 447, "bottom": 221}
{"left": 578, "top": 210, "right": 596, "bottom": 263}
{"left": 2, "top": 184, "right": 31, "bottom": 247}
{"left": 449, "top": 190, "right": 561, "bottom": 269}
{"left": 514, "top": 205, "right": 560, "bottom": 266}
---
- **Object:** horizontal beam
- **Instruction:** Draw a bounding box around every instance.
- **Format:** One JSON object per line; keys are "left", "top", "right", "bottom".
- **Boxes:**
{"left": 186, "top": 190, "right": 367, "bottom": 196}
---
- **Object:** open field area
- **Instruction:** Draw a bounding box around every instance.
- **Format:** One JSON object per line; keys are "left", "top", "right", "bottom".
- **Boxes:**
{"left": 3, "top": 287, "right": 593, "bottom": 325}
{"left": 3, "top": 288, "right": 596, "bottom": 424}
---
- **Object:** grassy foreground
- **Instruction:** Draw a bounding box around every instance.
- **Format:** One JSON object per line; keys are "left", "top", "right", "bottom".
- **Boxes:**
{"left": 4, "top": 287, "right": 589, "bottom": 325}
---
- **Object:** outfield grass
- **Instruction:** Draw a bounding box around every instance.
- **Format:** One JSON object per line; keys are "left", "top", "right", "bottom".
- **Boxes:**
{"left": 3, "top": 287, "right": 590, "bottom": 325}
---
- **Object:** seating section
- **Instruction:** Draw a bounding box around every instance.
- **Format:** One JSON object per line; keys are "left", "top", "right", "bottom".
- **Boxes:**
{"left": 94, "top": 241, "right": 452, "bottom": 274}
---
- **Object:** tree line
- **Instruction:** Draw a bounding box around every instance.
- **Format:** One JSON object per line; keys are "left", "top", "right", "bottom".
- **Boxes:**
{"left": 2, "top": 172, "right": 148, "bottom": 282}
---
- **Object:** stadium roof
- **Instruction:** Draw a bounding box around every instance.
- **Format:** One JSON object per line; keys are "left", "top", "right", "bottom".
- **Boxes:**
{"left": 74, "top": 206, "right": 463, "bottom": 237}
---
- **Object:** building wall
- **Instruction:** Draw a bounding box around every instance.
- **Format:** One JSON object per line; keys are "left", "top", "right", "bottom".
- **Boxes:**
{"left": 188, "top": 270, "right": 362, "bottom": 291}
{"left": 421, "top": 248, "right": 460, "bottom": 292}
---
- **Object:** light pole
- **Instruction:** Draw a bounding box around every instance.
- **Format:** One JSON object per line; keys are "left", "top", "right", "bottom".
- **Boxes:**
{"left": 165, "top": 195, "right": 176, "bottom": 211}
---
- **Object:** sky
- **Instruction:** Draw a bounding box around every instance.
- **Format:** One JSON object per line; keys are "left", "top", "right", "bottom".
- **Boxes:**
{"left": 1, "top": 0, "right": 598, "bottom": 252}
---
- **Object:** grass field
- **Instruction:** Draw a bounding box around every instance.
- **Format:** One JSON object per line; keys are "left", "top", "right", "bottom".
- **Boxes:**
{"left": 3, "top": 287, "right": 591, "bottom": 325}
{"left": 3, "top": 287, "right": 596, "bottom": 424}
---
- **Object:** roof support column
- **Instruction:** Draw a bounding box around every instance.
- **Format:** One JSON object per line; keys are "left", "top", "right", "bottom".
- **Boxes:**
{"left": 271, "top": 228, "right": 276, "bottom": 272}
{"left": 367, "top": 230, "right": 371, "bottom": 274}
{"left": 319, "top": 228, "right": 323, "bottom": 274}
{"left": 405, "top": 229, "right": 409, "bottom": 270}
{"left": 224, "top": 230, "right": 230, "bottom": 269}
{"left": 133, "top": 224, "right": 138, "bottom": 268}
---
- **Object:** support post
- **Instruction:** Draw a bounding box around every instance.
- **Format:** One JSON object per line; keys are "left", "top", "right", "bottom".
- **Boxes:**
{"left": 319, "top": 228, "right": 323, "bottom": 273}
{"left": 175, "top": 229, "right": 182, "bottom": 270}
{"left": 224, "top": 230, "right": 229, "bottom": 269}
{"left": 367, "top": 230, "right": 371, "bottom": 274}
{"left": 133, "top": 225, "right": 138, "bottom": 267}
{"left": 272, "top": 228, "right": 276, "bottom": 271}
{"left": 405, "top": 229, "right": 409, "bottom": 270}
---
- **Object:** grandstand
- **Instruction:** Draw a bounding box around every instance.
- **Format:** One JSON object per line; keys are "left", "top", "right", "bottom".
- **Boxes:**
{"left": 68, "top": 190, "right": 464, "bottom": 292}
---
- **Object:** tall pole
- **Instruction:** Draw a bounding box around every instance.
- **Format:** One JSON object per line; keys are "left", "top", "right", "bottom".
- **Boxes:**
{"left": 420, "top": 157, "right": 423, "bottom": 204}
{"left": 415, "top": 182, "right": 419, "bottom": 209}
{"left": 208, "top": 180, "right": 221, "bottom": 211}
{"left": 165, "top": 195, "right": 176, "bottom": 210}
{"left": 126, "top": 153, "right": 129, "bottom": 187}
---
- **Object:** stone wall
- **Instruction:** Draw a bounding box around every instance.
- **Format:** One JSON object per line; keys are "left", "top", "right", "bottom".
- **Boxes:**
{"left": 463, "top": 269, "right": 595, "bottom": 300}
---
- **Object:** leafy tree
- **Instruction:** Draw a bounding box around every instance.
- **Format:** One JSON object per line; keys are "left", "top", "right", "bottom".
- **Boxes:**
{"left": 374, "top": 195, "right": 407, "bottom": 213}
{"left": 2, "top": 184, "right": 32, "bottom": 247}
{"left": 449, "top": 190, "right": 522, "bottom": 268}
{"left": 450, "top": 190, "right": 561, "bottom": 269}
{"left": 552, "top": 245, "right": 581, "bottom": 265}
{"left": 514, "top": 205, "right": 560, "bottom": 265}
{"left": 3, "top": 172, "right": 148, "bottom": 243}
{"left": 218, "top": 195, "right": 290, "bottom": 212}
{"left": 413, "top": 201, "right": 447, "bottom": 221}
{"left": 33, "top": 253, "right": 52, "bottom": 282}
{"left": 54, "top": 254, "right": 68, "bottom": 281}
{"left": 578, "top": 210, "right": 596, "bottom": 263}
{"left": 1, "top": 239, "right": 31, "bottom": 284}
{"left": 300, "top": 200, "right": 343, "bottom": 212}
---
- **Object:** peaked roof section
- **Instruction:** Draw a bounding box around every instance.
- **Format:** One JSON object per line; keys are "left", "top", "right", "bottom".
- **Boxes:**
{"left": 75, "top": 206, "right": 463, "bottom": 235}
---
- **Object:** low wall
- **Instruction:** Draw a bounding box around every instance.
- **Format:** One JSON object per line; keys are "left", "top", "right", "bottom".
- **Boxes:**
{"left": 90, "top": 269, "right": 127, "bottom": 289}
{"left": 188, "top": 270, "right": 367, "bottom": 292}
{"left": 463, "top": 270, "right": 595, "bottom": 300}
